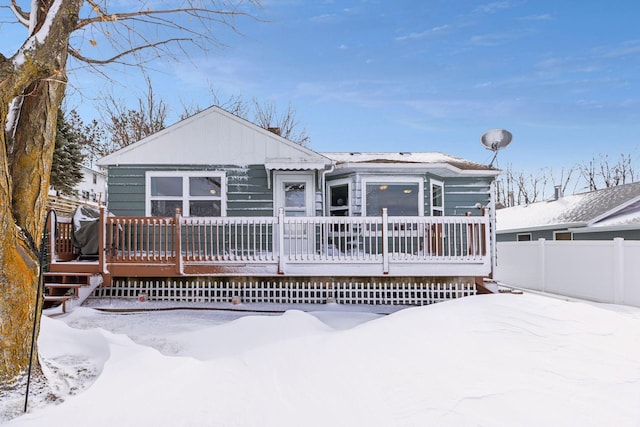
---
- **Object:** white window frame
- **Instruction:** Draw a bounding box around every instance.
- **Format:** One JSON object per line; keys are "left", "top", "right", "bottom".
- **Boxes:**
{"left": 516, "top": 233, "right": 532, "bottom": 242}
{"left": 327, "top": 178, "right": 351, "bottom": 216}
{"left": 430, "top": 179, "right": 444, "bottom": 216}
{"left": 554, "top": 231, "right": 573, "bottom": 241}
{"left": 145, "top": 171, "right": 226, "bottom": 217}
{"left": 361, "top": 176, "right": 424, "bottom": 216}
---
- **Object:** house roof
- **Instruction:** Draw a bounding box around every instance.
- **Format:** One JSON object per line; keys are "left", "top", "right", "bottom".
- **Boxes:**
{"left": 321, "top": 152, "right": 500, "bottom": 177}
{"left": 97, "top": 106, "right": 332, "bottom": 169}
{"left": 496, "top": 182, "right": 640, "bottom": 233}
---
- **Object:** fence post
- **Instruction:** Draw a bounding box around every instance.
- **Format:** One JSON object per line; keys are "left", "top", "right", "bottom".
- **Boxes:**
{"left": 174, "top": 208, "right": 183, "bottom": 275}
{"left": 277, "top": 208, "right": 285, "bottom": 274}
{"left": 382, "top": 208, "right": 389, "bottom": 274}
{"left": 613, "top": 237, "right": 624, "bottom": 304}
{"left": 538, "top": 238, "right": 546, "bottom": 293}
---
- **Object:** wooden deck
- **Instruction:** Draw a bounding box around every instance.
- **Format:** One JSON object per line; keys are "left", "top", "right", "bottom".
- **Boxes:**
{"left": 48, "top": 208, "right": 491, "bottom": 281}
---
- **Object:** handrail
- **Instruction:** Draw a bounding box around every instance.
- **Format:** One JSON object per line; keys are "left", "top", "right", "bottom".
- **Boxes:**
{"left": 53, "top": 211, "right": 491, "bottom": 276}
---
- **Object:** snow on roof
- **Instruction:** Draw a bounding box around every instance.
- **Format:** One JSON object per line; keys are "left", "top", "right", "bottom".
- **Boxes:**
{"left": 321, "top": 152, "right": 497, "bottom": 172}
{"left": 496, "top": 182, "right": 640, "bottom": 232}
{"left": 588, "top": 200, "right": 640, "bottom": 229}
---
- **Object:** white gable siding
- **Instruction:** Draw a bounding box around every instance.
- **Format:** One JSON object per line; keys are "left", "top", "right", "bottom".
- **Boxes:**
{"left": 98, "top": 106, "right": 331, "bottom": 168}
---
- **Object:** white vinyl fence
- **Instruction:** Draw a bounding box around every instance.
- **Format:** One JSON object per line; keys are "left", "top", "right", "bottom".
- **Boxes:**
{"left": 495, "top": 238, "right": 640, "bottom": 307}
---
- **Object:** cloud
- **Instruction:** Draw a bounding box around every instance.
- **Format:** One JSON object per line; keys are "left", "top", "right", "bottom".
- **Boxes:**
{"left": 167, "top": 55, "right": 260, "bottom": 96}
{"left": 474, "top": 1, "right": 514, "bottom": 14}
{"left": 600, "top": 40, "right": 640, "bottom": 58}
{"left": 295, "top": 79, "right": 401, "bottom": 108}
{"left": 395, "top": 25, "right": 451, "bottom": 41}
{"left": 310, "top": 13, "right": 338, "bottom": 23}
{"left": 467, "top": 32, "right": 517, "bottom": 46}
{"left": 519, "top": 14, "right": 554, "bottom": 21}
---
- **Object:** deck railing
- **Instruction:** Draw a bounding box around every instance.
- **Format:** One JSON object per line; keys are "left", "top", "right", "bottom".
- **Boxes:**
{"left": 106, "top": 216, "right": 176, "bottom": 263}
{"left": 53, "top": 208, "right": 491, "bottom": 277}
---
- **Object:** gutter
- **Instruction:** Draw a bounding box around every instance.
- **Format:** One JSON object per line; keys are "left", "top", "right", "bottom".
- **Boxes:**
{"left": 568, "top": 223, "right": 640, "bottom": 234}
{"left": 497, "top": 222, "right": 586, "bottom": 235}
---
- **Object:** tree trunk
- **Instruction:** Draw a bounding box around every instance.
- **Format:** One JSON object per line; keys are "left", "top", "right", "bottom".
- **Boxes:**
{"left": 0, "top": 0, "right": 81, "bottom": 387}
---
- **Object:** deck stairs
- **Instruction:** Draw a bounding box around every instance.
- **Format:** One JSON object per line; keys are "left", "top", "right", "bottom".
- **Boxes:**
{"left": 43, "top": 272, "right": 102, "bottom": 313}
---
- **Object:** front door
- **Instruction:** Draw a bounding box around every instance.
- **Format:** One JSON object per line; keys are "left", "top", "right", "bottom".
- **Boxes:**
{"left": 274, "top": 173, "right": 315, "bottom": 217}
{"left": 274, "top": 173, "right": 315, "bottom": 256}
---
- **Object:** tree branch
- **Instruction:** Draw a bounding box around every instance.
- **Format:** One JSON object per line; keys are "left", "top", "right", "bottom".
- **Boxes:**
{"left": 10, "top": 0, "right": 30, "bottom": 27}
{"left": 69, "top": 38, "right": 192, "bottom": 65}
{"left": 75, "top": 7, "right": 254, "bottom": 31}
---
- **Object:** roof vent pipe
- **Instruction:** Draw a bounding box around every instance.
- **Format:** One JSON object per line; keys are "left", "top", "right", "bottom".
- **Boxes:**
{"left": 554, "top": 185, "right": 563, "bottom": 200}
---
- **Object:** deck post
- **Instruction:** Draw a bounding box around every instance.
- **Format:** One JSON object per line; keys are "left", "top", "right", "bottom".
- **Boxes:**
{"left": 277, "top": 207, "right": 285, "bottom": 274}
{"left": 99, "top": 207, "right": 109, "bottom": 275}
{"left": 382, "top": 208, "right": 389, "bottom": 274}
{"left": 174, "top": 208, "right": 183, "bottom": 275}
{"left": 48, "top": 209, "right": 56, "bottom": 265}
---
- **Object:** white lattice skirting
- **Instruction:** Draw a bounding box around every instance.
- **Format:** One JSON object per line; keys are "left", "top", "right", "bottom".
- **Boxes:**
{"left": 93, "top": 278, "right": 476, "bottom": 305}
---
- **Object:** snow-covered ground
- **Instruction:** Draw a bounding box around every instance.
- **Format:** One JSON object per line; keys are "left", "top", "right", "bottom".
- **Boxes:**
{"left": 3, "top": 293, "right": 640, "bottom": 426}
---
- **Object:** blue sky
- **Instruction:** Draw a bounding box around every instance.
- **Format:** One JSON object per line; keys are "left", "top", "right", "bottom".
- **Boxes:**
{"left": 3, "top": 1, "right": 640, "bottom": 176}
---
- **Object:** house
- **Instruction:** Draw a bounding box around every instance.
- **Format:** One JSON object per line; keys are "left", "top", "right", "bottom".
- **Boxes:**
{"left": 47, "top": 106, "right": 500, "bottom": 306}
{"left": 48, "top": 165, "right": 107, "bottom": 217}
{"left": 496, "top": 182, "right": 640, "bottom": 242}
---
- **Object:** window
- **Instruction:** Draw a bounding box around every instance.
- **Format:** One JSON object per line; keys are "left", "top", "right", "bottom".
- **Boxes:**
{"left": 362, "top": 177, "right": 423, "bottom": 216}
{"left": 92, "top": 173, "right": 98, "bottom": 184}
{"left": 328, "top": 181, "right": 350, "bottom": 216}
{"left": 283, "top": 183, "right": 307, "bottom": 217}
{"left": 430, "top": 179, "right": 444, "bottom": 216}
{"left": 516, "top": 233, "right": 532, "bottom": 241}
{"left": 146, "top": 172, "right": 225, "bottom": 217}
{"left": 554, "top": 231, "right": 572, "bottom": 241}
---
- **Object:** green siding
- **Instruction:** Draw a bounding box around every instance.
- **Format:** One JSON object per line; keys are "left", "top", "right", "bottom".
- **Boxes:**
{"left": 498, "top": 228, "right": 640, "bottom": 242}
{"left": 106, "top": 164, "right": 274, "bottom": 217}
{"left": 106, "top": 166, "right": 146, "bottom": 216}
{"left": 440, "top": 177, "right": 492, "bottom": 217}
{"left": 108, "top": 164, "right": 495, "bottom": 219}
{"left": 497, "top": 230, "right": 556, "bottom": 242}
{"left": 575, "top": 230, "right": 640, "bottom": 240}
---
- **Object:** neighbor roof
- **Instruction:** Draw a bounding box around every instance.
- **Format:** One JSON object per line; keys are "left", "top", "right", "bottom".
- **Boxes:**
{"left": 496, "top": 182, "right": 640, "bottom": 233}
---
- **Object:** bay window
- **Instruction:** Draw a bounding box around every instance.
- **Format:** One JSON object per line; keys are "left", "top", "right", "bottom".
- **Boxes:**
{"left": 362, "top": 177, "right": 423, "bottom": 216}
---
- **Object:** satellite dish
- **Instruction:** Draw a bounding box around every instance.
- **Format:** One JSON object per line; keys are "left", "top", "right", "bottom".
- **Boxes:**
{"left": 481, "top": 129, "right": 512, "bottom": 166}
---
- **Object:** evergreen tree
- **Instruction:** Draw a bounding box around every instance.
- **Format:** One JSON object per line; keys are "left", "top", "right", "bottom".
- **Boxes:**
{"left": 51, "top": 110, "right": 85, "bottom": 196}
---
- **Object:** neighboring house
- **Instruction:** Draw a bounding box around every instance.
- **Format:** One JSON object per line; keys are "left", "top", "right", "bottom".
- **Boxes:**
{"left": 48, "top": 165, "right": 107, "bottom": 217}
{"left": 76, "top": 165, "right": 108, "bottom": 206}
{"left": 496, "top": 182, "right": 640, "bottom": 242}
{"left": 48, "top": 106, "right": 500, "bottom": 306}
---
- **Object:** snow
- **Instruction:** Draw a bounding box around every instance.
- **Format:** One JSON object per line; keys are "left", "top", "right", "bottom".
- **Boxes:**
{"left": 3, "top": 294, "right": 640, "bottom": 426}
{"left": 496, "top": 182, "right": 640, "bottom": 232}
{"left": 496, "top": 193, "right": 589, "bottom": 232}
{"left": 322, "top": 151, "right": 491, "bottom": 171}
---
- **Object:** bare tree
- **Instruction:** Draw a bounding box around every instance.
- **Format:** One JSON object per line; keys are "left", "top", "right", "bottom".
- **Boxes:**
{"left": 100, "top": 75, "right": 168, "bottom": 150}
{"left": 0, "top": 0, "right": 259, "bottom": 387}
{"left": 252, "top": 99, "right": 310, "bottom": 146}
{"left": 181, "top": 93, "right": 311, "bottom": 146}
{"left": 579, "top": 153, "right": 636, "bottom": 190}
{"left": 498, "top": 152, "right": 638, "bottom": 208}
{"left": 496, "top": 166, "right": 550, "bottom": 207}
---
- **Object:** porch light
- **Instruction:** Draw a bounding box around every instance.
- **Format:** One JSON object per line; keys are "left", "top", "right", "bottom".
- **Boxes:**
{"left": 403, "top": 189, "right": 413, "bottom": 194}
{"left": 379, "top": 185, "right": 388, "bottom": 190}
{"left": 209, "top": 189, "right": 217, "bottom": 195}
